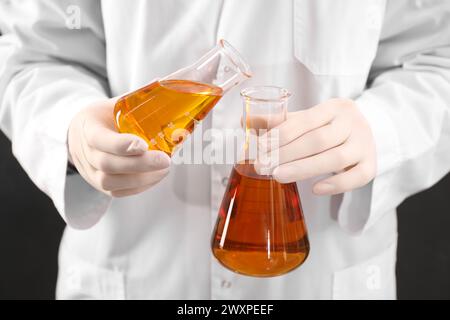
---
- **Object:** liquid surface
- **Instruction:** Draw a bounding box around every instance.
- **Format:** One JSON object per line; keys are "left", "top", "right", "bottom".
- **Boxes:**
{"left": 212, "top": 162, "right": 309, "bottom": 277}
{"left": 114, "top": 80, "right": 223, "bottom": 155}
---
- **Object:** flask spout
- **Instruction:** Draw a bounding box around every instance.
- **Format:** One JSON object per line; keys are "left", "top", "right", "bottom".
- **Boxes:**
{"left": 163, "top": 39, "right": 252, "bottom": 93}
{"left": 216, "top": 39, "right": 252, "bottom": 92}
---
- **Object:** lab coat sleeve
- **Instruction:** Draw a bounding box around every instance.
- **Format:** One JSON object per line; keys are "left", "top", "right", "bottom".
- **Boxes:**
{"left": 0, "top": 0, "right": 112, "bottom": 229}
{"left": 337, "top": 1, "right": 450, "bottom": 234}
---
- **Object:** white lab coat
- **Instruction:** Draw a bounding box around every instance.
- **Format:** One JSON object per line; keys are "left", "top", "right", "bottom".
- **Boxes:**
{"left": 0, "top": 0, "right": 449, "bottom": 300}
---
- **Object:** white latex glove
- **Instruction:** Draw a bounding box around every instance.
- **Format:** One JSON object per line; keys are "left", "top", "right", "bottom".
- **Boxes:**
{"left": 256, "top": 98, "right": 377, "bottom": 195}
{"left": 68, "top": 98, "right": 171, "bottom": 197}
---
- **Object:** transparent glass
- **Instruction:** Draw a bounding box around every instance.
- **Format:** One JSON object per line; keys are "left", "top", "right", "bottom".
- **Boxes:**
{"left": 114, "top": 39, "right": 252, "bottom": 155}
{"left": 211, "top": 86, "right": 310, "bottom": 277}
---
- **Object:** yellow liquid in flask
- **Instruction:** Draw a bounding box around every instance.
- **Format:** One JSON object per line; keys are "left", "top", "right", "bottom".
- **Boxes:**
{"left": 114, "top": 80, "right": 223, "bottom": 155}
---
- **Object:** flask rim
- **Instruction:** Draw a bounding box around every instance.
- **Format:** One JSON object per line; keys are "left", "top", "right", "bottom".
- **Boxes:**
{"left": 240, "top": 86, "right": 292, "bottom": 103}
{"left": 219, "top": 39, "right": 253, "bottom": 79}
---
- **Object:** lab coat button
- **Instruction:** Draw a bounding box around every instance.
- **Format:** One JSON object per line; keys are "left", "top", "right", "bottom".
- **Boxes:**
{"left": 221, "top": 280, "right": 232, "bottom": 288}
{"left": 221, "top": 177, "right": 229, "bottom": 187}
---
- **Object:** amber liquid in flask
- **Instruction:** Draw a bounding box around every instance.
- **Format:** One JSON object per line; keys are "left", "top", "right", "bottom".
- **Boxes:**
{"left": 212, "top": 86, "right": 310, "bottom": 277}
{"left": 114, "top": 80, "right": 223, "bottom": 155}
{"left": 113, "top": 40, "right": 252, "bottom": 155}
{"left": 212, "top": 162, "right": 309, "bottom": 277}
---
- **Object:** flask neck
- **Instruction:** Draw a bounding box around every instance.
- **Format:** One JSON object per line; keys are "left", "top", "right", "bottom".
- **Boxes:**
{"left": 240, "top": 86, "right": 291, "bottom": 172}
{"left": 215, "top": 39, "right": 252, "bottom": 93}
{"left": 163, "top": 39, "right": 252, "bottom": 94}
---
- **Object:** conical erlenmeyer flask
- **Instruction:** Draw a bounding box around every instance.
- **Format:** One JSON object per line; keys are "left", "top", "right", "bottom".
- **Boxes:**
{"left": 212, "top": 86, "right": 310, "bottom": 277}
{"left": 114, "top": 40, "right": 252, "bottom": 155}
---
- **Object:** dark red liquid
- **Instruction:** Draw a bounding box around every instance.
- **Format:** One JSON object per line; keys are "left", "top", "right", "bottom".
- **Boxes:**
{"left": 212, "top": 161, "right": 309, "bottom": 277}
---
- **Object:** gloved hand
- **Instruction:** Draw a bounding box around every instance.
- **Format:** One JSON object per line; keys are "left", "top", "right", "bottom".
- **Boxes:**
{"left": 68, "top": 98, "right": 171, "bottom": 197}
{"left": 255, "top": 98, "right": 377, "bottom": 195}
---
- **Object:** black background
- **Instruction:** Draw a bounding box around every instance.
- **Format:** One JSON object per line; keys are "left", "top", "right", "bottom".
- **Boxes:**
{"left": 0, "top": 131, "right": 449, "bottom": 300}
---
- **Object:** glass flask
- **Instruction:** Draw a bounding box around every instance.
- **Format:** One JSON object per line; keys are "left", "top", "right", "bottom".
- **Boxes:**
{"left": 211, "top": 86, "right": 310, "bottom": 277}
{"left": 114, "top": 40, "right": 252, "bottom": 155}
